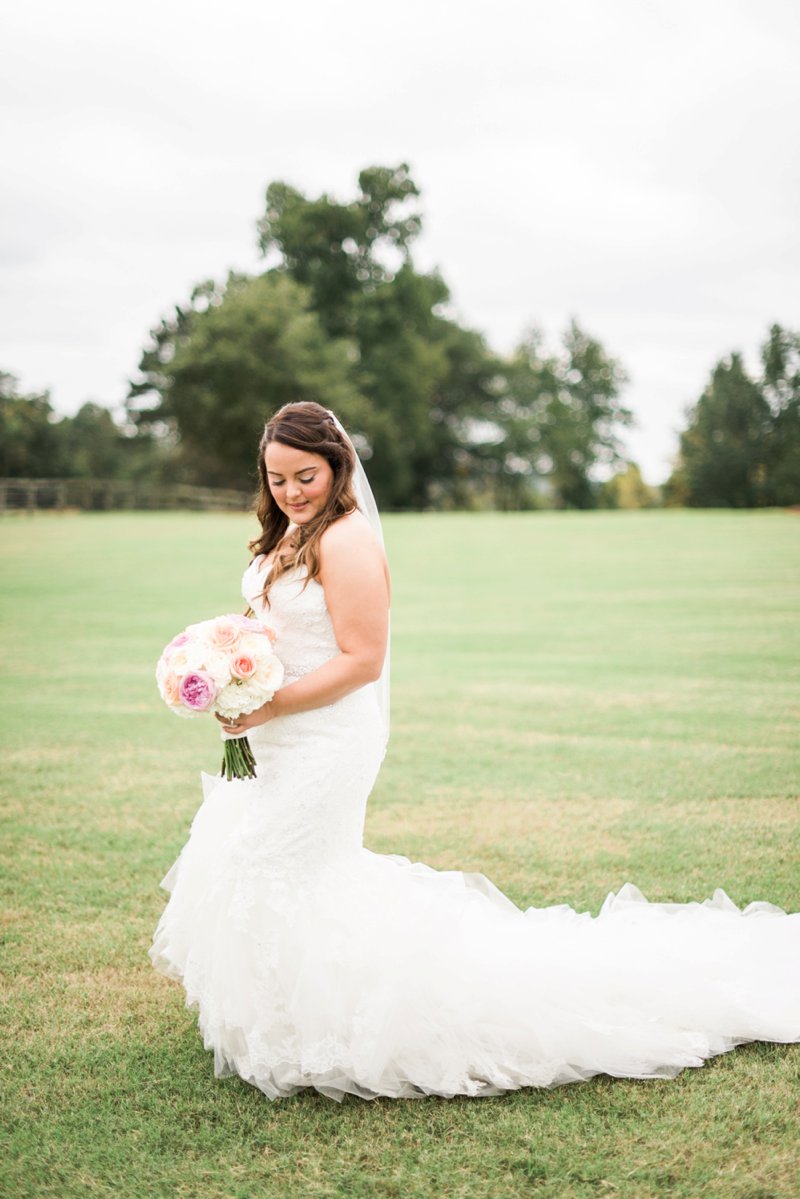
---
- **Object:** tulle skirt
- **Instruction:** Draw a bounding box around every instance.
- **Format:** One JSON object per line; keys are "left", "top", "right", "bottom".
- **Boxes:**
{"left": 150, "top": 771, "right": 800, "bottom": 1101}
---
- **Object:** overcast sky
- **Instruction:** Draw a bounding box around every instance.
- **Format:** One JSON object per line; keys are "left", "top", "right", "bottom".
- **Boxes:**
{"left": 2, "top": 0, "right": 798, "bottom": 483}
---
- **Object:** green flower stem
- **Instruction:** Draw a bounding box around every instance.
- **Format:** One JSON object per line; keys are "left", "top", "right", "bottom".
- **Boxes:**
{"left": 220, "top": 735, "right": 257, "bottom": 781}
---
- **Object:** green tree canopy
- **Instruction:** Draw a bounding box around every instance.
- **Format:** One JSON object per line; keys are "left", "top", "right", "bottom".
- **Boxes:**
{"left": 256, "top": 165, "right": 500, "bottom": 507}
{"left": 761, "top": 324, "right": 800, "bottom": 506}
{"left": 126, "top": 165, "right": 634, "bottom": 508}
{"left": 0, "top": 373, "right": 61, "bottom": 477}
{"left": 494, "top": 321, "right": 632, "bottom": 509}
{"left": 665, "top": 330, "right": 800, "bottom": 507}
{"left": 257, "top": 164, "right": 422, "bottom": 339}
{"left": 57, "top": 403, "right": 128, "bottom": 478}
{"left": 0, "top": 375, "right": 165, "bottom": 482}
{"left": 347, "top": 263, "right": 501, "bottom": 508}
{"left": 128, "top": 272, "right": 368, "bottom": 489}
{"left": 598, "top": 463, "right": 659, "bottom": 509}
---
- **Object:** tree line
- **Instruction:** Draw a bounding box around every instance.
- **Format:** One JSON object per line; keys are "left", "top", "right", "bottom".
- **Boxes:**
{"left": 0, "top": 375, "right": 164, "bottom": 483}
{"left": 664, "top": 326, "right": 800, "bottom": 507}
{"left": 3, "top": 165, "right": 798, "bottom": 509}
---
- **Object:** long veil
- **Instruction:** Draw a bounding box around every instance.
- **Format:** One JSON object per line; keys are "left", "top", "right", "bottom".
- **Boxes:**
{"left": 327, "top": 411, "right": 390, "bottom": 752}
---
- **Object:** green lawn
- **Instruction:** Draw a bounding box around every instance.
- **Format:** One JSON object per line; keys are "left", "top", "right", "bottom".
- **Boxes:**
{"left": 1, "top": 509, "right": 798, "bottom": 1199}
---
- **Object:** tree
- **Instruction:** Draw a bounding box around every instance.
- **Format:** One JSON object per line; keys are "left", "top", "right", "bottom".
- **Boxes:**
{"left": 257, "top": 164, "right": 422, "bottom": 340}
{"left": 667, "top": 353, "right": 773, "bottom": 507}
{"left": 761, "top": 324, "right": 800, "bottom": 505}
{"left": 0, "top": 373, "right": 62, "bottom": 477}
{"left": 0, "top": 374, "right": 174, "bottom": 483}
{"left": 127, "top": 165, "right": 632, "bottom": 508}
{"left": 349, "top": 264, "right": 501, "bottom": 508}
{"left": 494, "top": 322, "right": 632, "bottom": 509}
{"left": 56, "top": 403, "right": 126, "bottom": 478}
{"left": 128, "top": 272, "right": 367, "bottom": 489}
{"left": 598, "top": 463, "right": 659, "bottom": 509}
{"left": 130, "top": 188, "right": 499, "bottom": 505}
{"left": 257, "top": 165, "right": 500, "bottom": 508}
{"left": 51, "top": 402, "right": 167, "bottom": 481}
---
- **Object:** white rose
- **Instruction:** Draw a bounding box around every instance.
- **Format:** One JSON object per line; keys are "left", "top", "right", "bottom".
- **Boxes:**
{"left": 251, "top": 655, "right": 284, "bottom": 692}
{"left": 238, "top": 632, "right": 267, "bottom": 658}
{"left": 198, "top": 647, "right": 232, "bottom": 689}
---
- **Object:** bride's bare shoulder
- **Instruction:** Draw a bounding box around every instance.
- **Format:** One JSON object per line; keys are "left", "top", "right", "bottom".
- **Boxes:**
{"left": 320, "top": 509, "right": 382, "bottom": 555}
{"left": 319, "top": 511, "right": 389, "bottom": 598}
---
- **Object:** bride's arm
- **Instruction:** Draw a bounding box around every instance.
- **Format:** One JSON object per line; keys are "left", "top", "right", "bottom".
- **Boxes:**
{"left": 226, "top": 514, "right": 389, "bottom": 728}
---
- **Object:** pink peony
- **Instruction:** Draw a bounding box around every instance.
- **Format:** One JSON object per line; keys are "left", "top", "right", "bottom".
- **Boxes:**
{"left": 231, "top": 654, "right": 256, "bottom": 680}
{"left": 179, "top": 671, "right": 217, "bottom": 711}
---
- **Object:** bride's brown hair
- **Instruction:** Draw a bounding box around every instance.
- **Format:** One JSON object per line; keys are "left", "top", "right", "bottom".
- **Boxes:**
{"left": 249, "top": 401, "right": 357, "bottom": 601}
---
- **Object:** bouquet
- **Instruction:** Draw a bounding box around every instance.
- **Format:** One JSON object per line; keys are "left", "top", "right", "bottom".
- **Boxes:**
{"left": 156, "top": 614, "right": 283, "bottom": 780}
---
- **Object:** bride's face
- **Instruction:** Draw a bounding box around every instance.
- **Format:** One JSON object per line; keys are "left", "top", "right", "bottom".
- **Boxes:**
{"left": 265, "top": 441, "right": 334, "bottom": 524}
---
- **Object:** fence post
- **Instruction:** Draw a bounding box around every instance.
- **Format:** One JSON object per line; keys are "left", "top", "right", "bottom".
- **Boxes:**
{"left": 0, "top": 478, "right": 251, "bottom": 512}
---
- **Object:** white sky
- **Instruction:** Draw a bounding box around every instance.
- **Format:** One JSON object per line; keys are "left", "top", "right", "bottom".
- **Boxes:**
{"left": 2, "top": 0, "right": 798, "bottom": 483}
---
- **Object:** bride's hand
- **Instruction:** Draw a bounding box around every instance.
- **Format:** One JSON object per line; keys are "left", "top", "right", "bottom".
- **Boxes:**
{"left": 214, "top": 701, "right": 277, "bottom": 735}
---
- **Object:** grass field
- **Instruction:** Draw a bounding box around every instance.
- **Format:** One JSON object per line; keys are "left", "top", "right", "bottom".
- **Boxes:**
{"left": 1, "top": 509, "right": 799, "bottom": 1199}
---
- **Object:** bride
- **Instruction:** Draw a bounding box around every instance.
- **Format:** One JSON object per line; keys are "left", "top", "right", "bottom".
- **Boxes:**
{"left": 149, "top": 401, "right": 800, "bottom": 1101}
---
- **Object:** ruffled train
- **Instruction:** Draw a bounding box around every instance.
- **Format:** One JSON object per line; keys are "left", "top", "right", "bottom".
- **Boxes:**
{"left": 150, "top": 774, "right": 800, "bottom": 1101}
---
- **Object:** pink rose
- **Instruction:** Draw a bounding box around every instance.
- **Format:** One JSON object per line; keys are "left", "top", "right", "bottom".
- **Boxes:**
{"left": 207, "top": 618, "right": 240, "bottom": 649}
{"left": 231, "top": 655, "right": 256, "bottom": 680}
{"left": 167, "top": 631, "right": 190, "bottom": 651}
{"left": 162, "top": 673, "right": 181, "bottom": 706}
{"left": 179, "top": 672, "right": 217, "bottom": 711}
{"left": 229, "top": 614, "right": 265, "bottom": 633}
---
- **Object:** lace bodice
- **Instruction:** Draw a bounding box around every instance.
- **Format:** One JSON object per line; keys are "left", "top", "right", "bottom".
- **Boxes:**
{"left": 241, "top": 557, "right": 339, "bottom": 683}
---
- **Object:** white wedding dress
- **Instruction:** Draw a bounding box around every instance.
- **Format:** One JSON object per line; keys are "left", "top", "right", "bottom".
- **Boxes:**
{"left": 149, "top": 557, "right": 800, "bottom": 1101}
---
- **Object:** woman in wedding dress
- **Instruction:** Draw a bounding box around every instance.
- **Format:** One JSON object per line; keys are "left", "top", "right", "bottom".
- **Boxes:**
{"left": 149, "top": 401, "right": 800, "bottom": 1101}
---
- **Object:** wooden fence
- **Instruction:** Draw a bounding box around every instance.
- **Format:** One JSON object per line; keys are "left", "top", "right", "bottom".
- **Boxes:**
{"left": 0, "top": 478, "right": 252, "bottom": 514}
